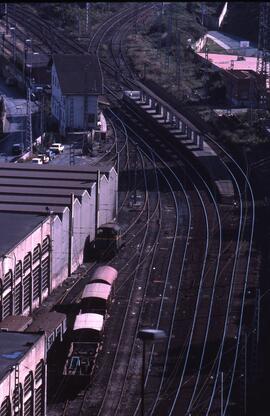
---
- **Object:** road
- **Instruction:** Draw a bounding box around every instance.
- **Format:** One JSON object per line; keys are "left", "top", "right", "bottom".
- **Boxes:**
{"left": 0, "top": 75, "right": 40, "bottom": 159}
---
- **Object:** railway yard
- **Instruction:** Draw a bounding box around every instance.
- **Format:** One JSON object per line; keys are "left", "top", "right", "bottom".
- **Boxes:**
{"left": 0, "top": 3, "right": 267, "bottom": 416}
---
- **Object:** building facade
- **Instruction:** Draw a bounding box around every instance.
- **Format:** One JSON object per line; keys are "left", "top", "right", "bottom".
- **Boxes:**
{"left": 0, "top": 163, "right": 118, "bottom": 323}
{"left": 0, "top": 331, "right": 46, "bottom": 416}
{"left": 51, "top": 54, "right": 103, "bottom": 135}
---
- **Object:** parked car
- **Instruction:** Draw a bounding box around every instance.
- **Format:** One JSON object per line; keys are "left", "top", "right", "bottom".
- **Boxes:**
{"left": 37, "top": 154, "right": 50, "bottom": 164}
{"left": 31, "top": 157, "right": 43, "bottom": 164}
{"left": 45, "top": 149, "right": 56, "bottom": 160}
{"left": 49, "top": 143, "right": 64, "bottom": 154}
{"left": 12, "top": 143, "right": 23, "bottom": 155}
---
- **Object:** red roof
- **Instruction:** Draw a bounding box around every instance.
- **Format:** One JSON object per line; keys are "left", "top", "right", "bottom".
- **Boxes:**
{"left": 198, "top": 53, "right": 257, "bottom": 71}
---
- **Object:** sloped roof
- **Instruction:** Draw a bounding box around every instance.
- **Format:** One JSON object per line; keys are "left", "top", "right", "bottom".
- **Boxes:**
{"left": 53, "top": 53, "right": 103, "bottom": 95}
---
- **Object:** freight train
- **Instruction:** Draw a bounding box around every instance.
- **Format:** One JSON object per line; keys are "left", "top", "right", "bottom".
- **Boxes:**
{"left": 63, "top": 266, "right": 118, "bottom": 377}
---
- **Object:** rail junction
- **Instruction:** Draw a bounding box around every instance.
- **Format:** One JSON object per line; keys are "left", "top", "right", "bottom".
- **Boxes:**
{"left": 5, "top": 4, "right": 259, "bottom": 416}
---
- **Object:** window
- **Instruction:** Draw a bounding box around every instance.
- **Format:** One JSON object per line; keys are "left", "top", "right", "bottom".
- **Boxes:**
{"left": 0, "top": 397, "right": 11, "bottom": 416}
{"left": 23, "top": 274, "right": 31, "bottom": 311}
{"left": 35, "top": 361, "right": 44, "bottom": 383}
{"left": 3, "top": 271, "right": 12, "bottom": 291}
{"left": 23, "top": 253, "right": 31, "bottom": 273}
{"left": 33, "top": 245, "right": 41, "bottom": 264}
{"left": 14, "top": 262, "right": 22, "bottom": 282}
{"left": 41, "top": 237, "right": 50, "bottom": 255}
{"left": 14, "top": 284, "right": 22, "bottom": 315}
{"left": 2, "top": 293, "right": 12, "bottom": 319}
{"left": 47, "top": 334, "right": 54, "bottom": 350}
{"left": 33, "top": 266, "right": 40, "bottom": 301}
{"left": 41, "top": 257, "right": 50, "bottom": 291}
{"left": 24, "top": 372, "right": 33, "bottom": 397}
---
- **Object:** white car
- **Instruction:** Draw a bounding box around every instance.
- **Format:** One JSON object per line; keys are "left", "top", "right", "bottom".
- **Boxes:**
{"left": 31, "top": 157, "right": 43, "bottom": 164}
{"left": 37, "top": 154, "right": 50, "bottom": 163}
{"left": 49, "top": 143, "right": 64, "bottom": 154}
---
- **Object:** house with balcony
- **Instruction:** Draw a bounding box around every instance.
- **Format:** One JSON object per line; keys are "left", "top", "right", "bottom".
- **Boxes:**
{"left": 51, "top": 54, "right": 103, "bottom": 135}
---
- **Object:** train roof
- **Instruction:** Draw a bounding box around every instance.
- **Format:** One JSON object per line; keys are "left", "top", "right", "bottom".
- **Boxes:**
{"left": 73, "top": 313, "right": 104, "bottom": 332}
{"left": 90, "top": 266, "right": 118, "bottom": 285}
{"left": 82, "top": 283, "right": 111, "bottom": 301}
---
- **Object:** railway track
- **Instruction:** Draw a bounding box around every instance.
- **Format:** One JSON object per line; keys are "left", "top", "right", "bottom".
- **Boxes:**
{"left": 115, "top": 99, "right": 256, "bottom": 415}
{"left": 10, "top": 4, "right": 257, "bottom": 416}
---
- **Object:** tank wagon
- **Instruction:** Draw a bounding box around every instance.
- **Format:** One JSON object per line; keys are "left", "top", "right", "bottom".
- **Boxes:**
{"left": 123, "top": 83, "right": 235, "bottom": 205}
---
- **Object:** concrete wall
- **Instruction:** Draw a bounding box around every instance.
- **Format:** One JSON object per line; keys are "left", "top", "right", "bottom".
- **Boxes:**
{"left": 99, "top": 168, "right": 117, "bottom": 227}
{"left": 51, "top": 210, "right": 69, "bottom": 291}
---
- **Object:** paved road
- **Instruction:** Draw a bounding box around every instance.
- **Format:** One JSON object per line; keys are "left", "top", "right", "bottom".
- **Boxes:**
{"left": 0, "top": 75, "right": 40, "bottom": 158}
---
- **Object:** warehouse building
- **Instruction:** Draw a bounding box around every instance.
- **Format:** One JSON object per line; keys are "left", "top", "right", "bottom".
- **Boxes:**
{"left": 0, "top": 162, "right": 118, "bottom": 322}
{"left": 0, "top": 330, "right": 46, "bottom": 416}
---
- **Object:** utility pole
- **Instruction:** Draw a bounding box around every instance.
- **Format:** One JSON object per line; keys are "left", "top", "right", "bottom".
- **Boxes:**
{"left": 175, "top": 18, "right": 181, "bottom": 93}
{"left": 84, "top": 62, "right": 89, "bottom": 132}
{"left": 256, "top": 2, "right": 270, "bottom": 112}
{"left": 85, "top": 2, "right": 91, "bottom": 35}
{"left": 10, "top": 26, "right": 16, "bottom": 67}
{"left": 5, "top": 3, "right": 8, "bottom": 34}
{"left": 165, "top": 3, "right": 173, "bottom": 71}
{"left": 26, "top": 86, "right": 33, "bottom": 154}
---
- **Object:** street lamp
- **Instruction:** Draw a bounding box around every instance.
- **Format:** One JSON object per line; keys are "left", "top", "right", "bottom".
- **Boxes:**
{"left": 9, "top": 26, "right": 16, "bottom": 66}
{"left": 23, "top": 38, "right": 32, "bottom": 84}
{"left": 137, "top": 328, "right": 166, "bottom": 416}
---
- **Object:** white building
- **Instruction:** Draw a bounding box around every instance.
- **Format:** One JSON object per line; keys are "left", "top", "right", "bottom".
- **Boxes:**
{"left": 0, "top": 331, "right": 46, "bottom": 416}
{"left": 51, "top": 54, "right": 103, "bottom": 135}
{"left": 0, "top": 162, "right": 118, "bottom": 322}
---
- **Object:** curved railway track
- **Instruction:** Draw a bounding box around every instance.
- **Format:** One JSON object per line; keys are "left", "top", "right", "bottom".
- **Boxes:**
{"left": 9, "top": 4, "right": 257, "bottom": 416}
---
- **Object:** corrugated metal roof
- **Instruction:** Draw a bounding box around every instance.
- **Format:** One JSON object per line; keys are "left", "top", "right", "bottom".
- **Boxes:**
{"left": 53, "top": 54, "right": 103, "bottom": 95}
{"left": 82, "top": 283, "right": 111, "bottom": 300}
{"left": 0, "top": 186, "right": 85, "bottom": 197}
{"left": 0, "top": 178, "right": 92, "bottom": 189}
{"left": 0, "top": 212, "right": 47, "bottom": 255}
{"left": 0, "top": 195, "right": 71, "bottom": 206}
{"left": 73, "top": 313, "right": 103, "bottom": 332}
{"left": 0, "top": 169, "right": 97, "bottom": 181}
{"left": 90, "top": 266, "right": 118, "bottom": 285}
{"left": 0, "top": 203, "right": 67, "bottom": 215}
{"left": 0, "top": 162, "right": 112, "bottom": 175}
